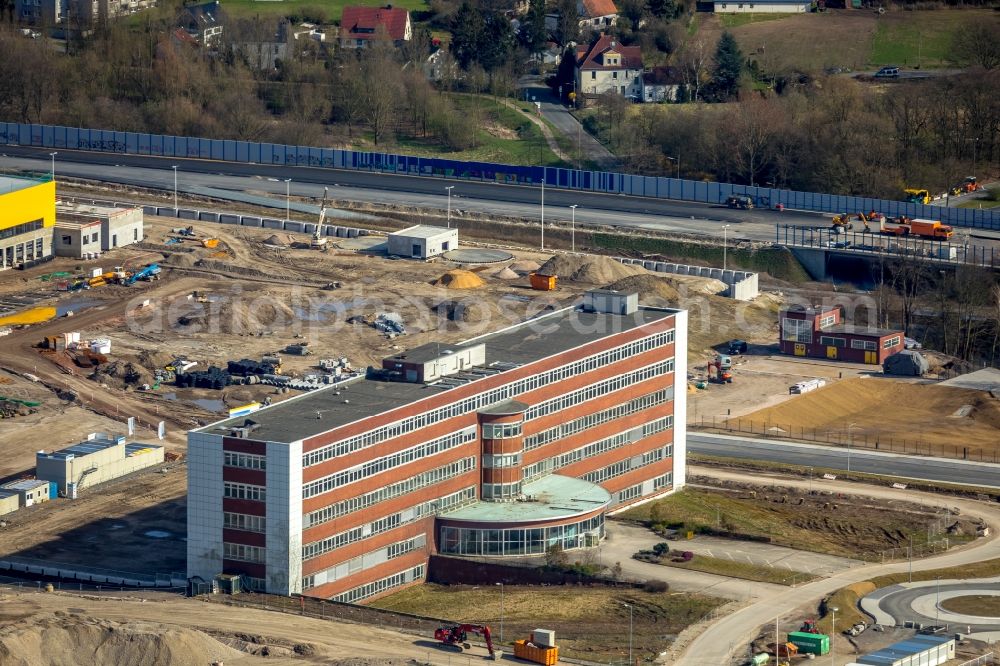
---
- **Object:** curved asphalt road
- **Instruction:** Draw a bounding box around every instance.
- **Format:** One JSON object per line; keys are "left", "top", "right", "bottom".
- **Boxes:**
{"left": 876, "top": 582, "right": 1000, "bottom": 632}
{"left": 690, "top": 433, "right": 1000, "bottom": 489}
{"left": 0, "top": 146, "right": 829, "bottom": 243}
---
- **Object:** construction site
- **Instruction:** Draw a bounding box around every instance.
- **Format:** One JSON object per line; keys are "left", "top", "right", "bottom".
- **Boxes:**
{"left": 0, "top": 178, "right": 999, "bottom": 666}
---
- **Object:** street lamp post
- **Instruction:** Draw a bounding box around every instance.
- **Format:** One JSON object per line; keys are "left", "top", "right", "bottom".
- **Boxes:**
{"left": 666, "top": 154, "right": 680, "bottom": 180}
{"left": 284, "top": 178, "right": 291, "bottom": 222}
{"left": 496, "top": 582, "right": 504, "bottom": 645}
{"left": 722, "top": 224, "right": 731, "bottom": 271}
{"left": 49, "top": 152, "right": 57, "bottom": 182}
{"left": 569, "top": 205, "right": 578, "bottom": 252}
{"left": 540, "top": 178, "right": 545, "bottom": 250}
{"left": 830, "top": 607, "right": 839, "bottom": 666}
{"left": 445, "top": 186, "right": 454, "bottom": 228}
{"left": 622, "top": 603, "right": 633, "bottom": 664}
{"left": 936, "top": 576, "right": 941, "bottom": 623}
{"left": 172, "top": 165, "right": 178, "bottom": 211}
{"left": 847, "top": 422, "right": 856, "bottom": 472}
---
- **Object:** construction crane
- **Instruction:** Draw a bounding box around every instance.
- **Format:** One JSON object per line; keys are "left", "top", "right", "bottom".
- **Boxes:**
{"left": 311, "top": 187, "right": 329, "bottom": 251}
{"left": 434, "top": 624, "right": 496, "bottom": 658}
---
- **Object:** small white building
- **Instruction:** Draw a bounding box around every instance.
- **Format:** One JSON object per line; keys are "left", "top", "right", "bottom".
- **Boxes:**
{"left": 36, "top": 432, "right": 165, "bottom": 497}
{"left": 0, "top": 479, "right": 51, "bottom": 507}
{"left": 714, "top": 0, "right": 810, "bottom": 12}
{"left": 642, "top": 66, "right": 683, "bottom": 103}
{"left": 56, "top": 202, "right": 144, "bottom": 252}
{"left": 387, "top": 225, "right": 458, "bottom": 259}
{"left": 54, "top": 220, "right": 103, "bottom": 259}
{"left": 575, "top": 33, "right": 643, "bottom": 100}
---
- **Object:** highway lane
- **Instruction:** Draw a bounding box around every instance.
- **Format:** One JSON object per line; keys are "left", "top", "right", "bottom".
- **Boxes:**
{"left": 689, "top": 433, "right": 1000, "bottom": 489}
{"left": 0, "top": 146, "right": 828, "bottom": 242}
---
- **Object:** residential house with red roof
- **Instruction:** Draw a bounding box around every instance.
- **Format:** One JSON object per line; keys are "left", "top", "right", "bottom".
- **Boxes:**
{"left": 577, "top": 0, "right": 618, "bottom": 28}
{"left": 339, "top": 5, "right": 412, "bottom": 48}
{"left": 575, "top": 33, "right": 642, "bottom": 102}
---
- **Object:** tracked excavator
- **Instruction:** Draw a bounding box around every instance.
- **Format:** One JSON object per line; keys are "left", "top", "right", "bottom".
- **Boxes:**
{"left": 311, "top": 187, "right": 329, "bottom": 251}
{"left": 434, "top": 624, "right": 497, "bottom": 658}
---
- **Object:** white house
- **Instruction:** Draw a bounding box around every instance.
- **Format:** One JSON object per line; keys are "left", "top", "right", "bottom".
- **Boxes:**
{"left": 577, "top": 0, "right": 618, "bottom": 28}
{"left": 575, "top": 33, "right": 643, "bottom": 100}
{"left": 714, "top": 0, "right": 810, "bottom": 12}
{"left": 642, "top": 66, "right": 683, "bottom": 103}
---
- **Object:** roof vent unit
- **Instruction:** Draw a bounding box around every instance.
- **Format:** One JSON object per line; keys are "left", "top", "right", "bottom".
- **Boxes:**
{"left": 230, "top": 419, "right": 261, "bottom": 439}
{"left": 582, "top": 289, "right": 639, "bottom": 316}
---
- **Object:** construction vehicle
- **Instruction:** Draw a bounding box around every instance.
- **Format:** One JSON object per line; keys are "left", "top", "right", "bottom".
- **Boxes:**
{"left": 726, "top": 195, "right": 754, "bottom": 210}
{"left": 311, "top": 187, "right": 329, "bottom": 250}
{"left": 124, "top": 263, "right": 161, "bottom": 286}
{"left": 800, "top": 619, "right": 821, "bottom": 634}
{"left": 877, "top": 216, "right": 954, "bottom": 240}
{"left": 831, "top": 213, "right": 853, "bottom": 232}
{"left": 434, "top": 624, "right": 496, "bottom": 658}
{"left": 707, "top": 357, "right": 733, "bottom": 384}
{"left": 172, "top": 226, "right": 196, "bottom": 237}
{"left": 949, "top": 176, "right": 979, "bottom": 196}
{"left": 903, "top": 188, "right": 932, "bottom": 205}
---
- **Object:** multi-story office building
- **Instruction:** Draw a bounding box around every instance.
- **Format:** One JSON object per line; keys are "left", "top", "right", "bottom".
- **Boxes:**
{"left": 0, "top": 175, "right": 55, "bottom": 270}
{"left": 187, "top": 289, "right": 687, "bottom": 603}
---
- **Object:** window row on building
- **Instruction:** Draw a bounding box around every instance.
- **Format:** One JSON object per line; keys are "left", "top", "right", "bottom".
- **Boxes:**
{"left": 331, "top": 564, "right": 426, "bottom": 604}
{"left": 303, "top": 486, "right": 476, "bottom": 560}
{"left": 481, "top": 422, "right": 522, "bottom": 439}
{"left": 223, "top": 512, "right": 266, "bottom": 534}
{"left": 223, "top": 542, "right": 265, "bottom": 564}
{"left": 303, "top": 534, "right": 426, "bottom": 591}
{"left": 439, "top": 514, "right": 605, "bottom": 557}
{"left": 0, "top": 219, "right": 43, "bottom": 241}
{"left": 302, "top": 329, "right": 675, "bottom": 467}
{"left": 524, "top": 387, "right": 673, "bottom": 451}
{"left": 482, "top": 452, "right": 522, "bottom": 469}
{"left": 303, "top": 426, "right": 477, "bottom": 499}
{"left": 583, "top": 444, "right": 672, "bottom": 485}
{"left": 525, "top": 359, "right": 674, "bottom": 422}
{"left": 303, "top": 457, "right": 477, "bottom": 529}
{"left": 481, "top": 481, "right": 524, "bottom": 500}
{"left": 223, "top": 451, "right": 266, "bottom": 471}
{"left": 223, "top": 481, "right": 265, "bottom": 502}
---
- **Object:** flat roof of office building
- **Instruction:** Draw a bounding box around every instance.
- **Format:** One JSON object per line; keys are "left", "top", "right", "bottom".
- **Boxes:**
{"left": 439, "top": 475, "right": 611, "bottom": 523}
{"left": 0, "top": 175, "right": 48, "bottom": 196}
{"left": 1, "top": 479, "right": 50, "bottom": 492}
{"left": 40, "top": 436, "right": 162, "bottom": 460}
{"left": 57, "top": 202, "right": 138, "bottom": 216}
{"left": 857, "top": 634, "right": 953, "bottom": 665}
{"left": 198, "top": 304, "right": 677, "bottom": 444}
{"left": 389, "top": 225, "right": 456, "bottom": 239}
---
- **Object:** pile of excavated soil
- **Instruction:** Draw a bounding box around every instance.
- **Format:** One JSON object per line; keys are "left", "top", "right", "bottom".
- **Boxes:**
{"left": 91, "top": 359, "right": 154, "bottom": 389}
{"left": 604, "top": 275, "right": 680, "bottom": 305}
{"left": 175, "top": 297, "right": 297, "bottom": 335}
{"left": 263, "top": 234, "right": 287, "bottom": 247}
{"left": 433, "top": 299, "right": 489, "bottom": 323}
{"left": 493, "top": 266, "right": 520, "bottom": 280}
{"left": 0, "top": 616, "right": 245, "bottom": 666}
{"left": 161, "top": 252, "right": 198, "bottom": 268}
{"left": 537, "top": 255, "right": 645, "bottom": 284}
{"left": 733, "top": 377, "right": 1000, "bottom": 452}
{"left": 432, "top": 270, "right": 485, "bottom": 289}
{"left": 509, "top": 260, "right": 541, "bottom": 275}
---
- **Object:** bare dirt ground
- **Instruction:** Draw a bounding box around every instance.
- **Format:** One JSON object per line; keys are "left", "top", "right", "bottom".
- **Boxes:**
{"left": 734, "top": 375, "right": 1000, "bottom": 454}
{"left": 0, "top": 589, "right": 463, "bottom": 665}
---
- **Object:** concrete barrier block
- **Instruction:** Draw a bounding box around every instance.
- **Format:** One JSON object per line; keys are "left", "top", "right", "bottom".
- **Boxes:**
{"left": 336, "top": 227, "right": 349, "bottom": 238}
{"left": 92, "top": 200, "right": 114, "bottom": 207}
{"left": 284, "top": 221, "right": 303, "bottom": 233}
{"left": 240, "top": 216, "right": 262, "bottom": 227}
{"left": 262, "top": 218, "right": 283, "bottom": 229}
{"left": 178, "top": 209, "right": 199, "bottom": 220}
{"left": 142, "top": 205, "right": 158, "bottom": 215}
{"left": 302, "top": 223, "right": 316, "bottom": 234}
{"left": 219, "top": 214, "right": 239, "bottom": 224}
{"left": 709, "top": 268, "right": 723, "bottom": 279}
{"left": 155, "top": 207, "right": 176, "bottom": 217}
{"left": 199, "top": 212, "right": 219, "bottom": 222}
{"left": 348, "top": 228, "right": 359, "bottom": 238}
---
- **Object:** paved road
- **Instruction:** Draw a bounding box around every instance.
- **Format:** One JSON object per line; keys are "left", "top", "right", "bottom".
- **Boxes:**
{"left": 676, "top": 532, "right": 861, "bottom": 578}
{"left": 519, "top": 79, "right": 617, "bottom": 168}
{"left": 0, "top": 147, "right": 829, "bottom": 244}
{"left": 673, "top": 467, "right": 1000, "bottom": 666}
{"left": 689, "top": 433, "right": 1000, "bottom": 489}
{"left": 866, "top": 580, "right": 1000, "bottom": 634}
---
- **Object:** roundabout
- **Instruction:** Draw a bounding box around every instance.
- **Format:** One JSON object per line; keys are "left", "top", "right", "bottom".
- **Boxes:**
{"left": 861, "top": 579, "right": 1000, "bottom": 640}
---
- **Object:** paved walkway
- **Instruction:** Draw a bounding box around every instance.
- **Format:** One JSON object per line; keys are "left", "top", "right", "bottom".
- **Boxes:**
{"left": 517, "top": 76, "right": 617, "bottom": 169}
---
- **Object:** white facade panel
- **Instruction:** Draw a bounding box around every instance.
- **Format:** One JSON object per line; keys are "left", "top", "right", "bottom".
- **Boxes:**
{"left": 186, "top": 432, "right": 225, "bottom": 581}
{"left": 266, "top": 439, "right": 303, "bottom": 595}
{"left": 672, "top": 310, "right": 688, "bottom": 490}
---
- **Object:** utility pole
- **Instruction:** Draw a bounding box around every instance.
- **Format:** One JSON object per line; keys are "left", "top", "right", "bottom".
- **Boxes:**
{"left": 540, "top": 177, "right": 545, "bottom": 251}
{"left": 445, "top": 186, "right": 454, "bottom": 228}
{"left": 49, "top": 152, "right": 57, "bottom": 182}
{"left": 496, "top": 582, "right": 504, "bottom": 644}
{"left": 830, "top": 607, "right": 838, "bottom": 666}
{"left": 172, "top": 165, "right": 178, "bottom": 211}
{"left": 722, "top": 224, "right": 731, "bottom": 271}
{"left": 569, "top": 205, "right": 577, "bottom": 252}
{"left": 622, "top": 603, "right": 633, "bottom": 664}
{"left": 284, "top": 178, "right": 291, "bottom": 222}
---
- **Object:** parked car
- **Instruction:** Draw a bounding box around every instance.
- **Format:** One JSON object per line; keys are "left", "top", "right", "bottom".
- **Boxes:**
{"left": 904, "top": 337, "right": 922, "bottom": 350}
{"left": 728, "top": 339, "right": 748, "bottom": 355}
{"left": 875, "top": 66, "right": 900, "bottom": 78}
{"left": 726, "top": 195, "right": 754, "bottom": 210}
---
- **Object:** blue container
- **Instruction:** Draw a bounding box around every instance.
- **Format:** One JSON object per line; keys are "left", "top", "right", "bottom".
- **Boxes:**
{"left": 49, "top": 481, "right": 58, "bottom": 499}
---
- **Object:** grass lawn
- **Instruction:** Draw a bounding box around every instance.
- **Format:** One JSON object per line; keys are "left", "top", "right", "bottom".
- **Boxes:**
{"left": 719, "top": 12, "right": 794, "bottom": 28}
{"left": 221, "top": 0, "right": 427, "bottom": 22}
{"left": 651, "top": 553, "right": 817, "bottom": 586}
{"left": 370, "top": 583, "right": 726, "bottom": 661}
{"left": 870, "top": 10, "right": 979, "bottom": 68}
{"left": 941, "top": 595, "right": 1000, "bottom": 616}
{"left": 391, "top": 93, "right": 566, "bottom": 167}
{"left": 958, "top": 198, "right": 1000, "bottom": 209}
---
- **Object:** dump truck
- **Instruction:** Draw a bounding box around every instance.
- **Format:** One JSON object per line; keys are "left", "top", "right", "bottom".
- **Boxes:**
{"left": 878, "top": 217, "right": 953, "bottom": 240}
{"left": 949, "top": 176, "right": 979, "bottom": 196}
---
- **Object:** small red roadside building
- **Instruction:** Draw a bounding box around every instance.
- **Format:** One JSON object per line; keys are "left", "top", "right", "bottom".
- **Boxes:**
{"left": 779, "top": 304, "right": 904, "bottom": 365}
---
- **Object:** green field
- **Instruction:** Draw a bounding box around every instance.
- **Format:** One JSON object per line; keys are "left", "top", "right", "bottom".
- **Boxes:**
{"left": 221, "top": 0, "right": 427, "bottom": 22}
{"left": 869, "top": 11, "right": 971, "bottom": 67}
{"left": 719, "top": 12, "right": 794, "bottom": 28}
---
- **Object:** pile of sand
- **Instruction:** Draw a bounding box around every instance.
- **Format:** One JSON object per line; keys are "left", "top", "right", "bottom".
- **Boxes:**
{"left": 509, "top": 260, "right": 541, "bottom": 275}
{"left": 494, "top": 267, "right": 520, "bottom": 280}
{"left": 0, "top": 616, "right": 245, "bottom": 666}
{"left": 604, "top": 275, "right": 680, "bottom": 305}
{"left": 537, "top": 255, "right": 645, "bottom": 284}
{"left": 162, "top": 252, "right": 198, "bottom": 268}
{"left": 432, "top": 270, "right": 485, "bottom": 289}
{"left": 263, "top": 234, "right": 287, "bottom": 247}
{"left": 433, "top": 299, "right": 490, "bottom": 323}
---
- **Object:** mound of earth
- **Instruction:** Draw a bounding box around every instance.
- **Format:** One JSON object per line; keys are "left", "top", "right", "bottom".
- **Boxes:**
{"left": 162, "top": 252, "right": 198, "bottom": 268}
{"left": 263, "top": 234, "right": 287, "bottom": 247}
{"left": 493, "top": 267, "right": 520, "bottom": 280}
{"left": 433, "top": 299, "right": 489, "bottom": 323}
{"left": 91, "top": 359, "right": 153, "bottom": 389}
{"left": 604, "top": 275, "right": 680, "bottom": 305}
{"left": 509, "top": 260, "right": 541, "bottom": 275}
{"left": 537, "top": 255, "right": 645, "bottom": 284}
{"left": 0, "top": 615, "right": 245, "bottom": 666}
{"left": 175, "top": 297, "right": 296, "bottom": 335}
{"left": 432, "top": 270, "right": 484, "bottom": 289}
